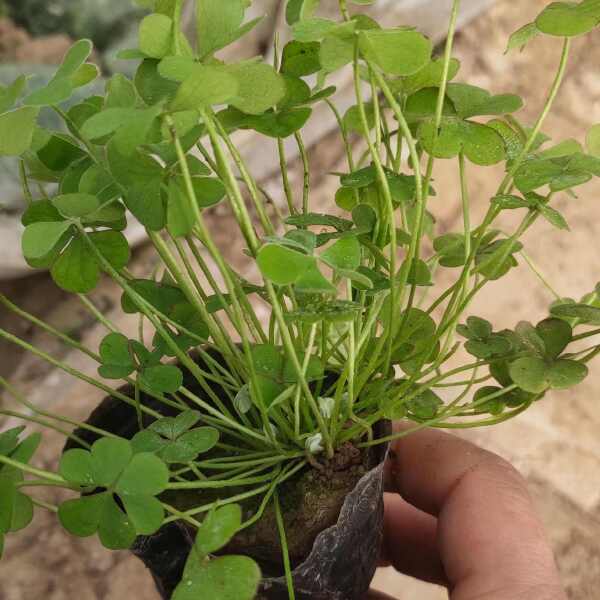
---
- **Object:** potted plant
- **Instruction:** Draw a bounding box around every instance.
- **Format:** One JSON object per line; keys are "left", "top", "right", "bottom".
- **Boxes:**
{"left": 1, "top": 1, "right": 600, "bottom": 598}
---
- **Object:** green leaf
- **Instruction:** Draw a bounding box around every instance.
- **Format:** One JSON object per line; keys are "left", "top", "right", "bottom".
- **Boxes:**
{"left": 546, "top": 359, "right": 589, "bottom": 389}
{"left": 0, "top": 107, "right": 39, "bottom": 156}
{"left": 121, "top": 494, "right": 164, "bottom": 535}
{"left": 401, "top": 58, "right": 461, "bottom": 95}
{"left": 0, "top": 427, "right": 25, "bottom": 457}
{"left": 117, "top": 453, "right": 169, "bottom": 496}
{"left": 536, "top": 318, "right": 572, "bottom": 359}
{"left": 358, "top": 29, "right": 432, "bottom": 76}
{"left": 586, "top": 123, "right": 600, "bottom": 157}
{"left": 195, "top": 505, "right": 242, "bottom": 556}
{"left": 10, "top": 433, "right": 42, "bottom": 466}
{"left": 105, "top": 74, "right": 138, "bottom": 109}
{"left": 51, "top": 237, "right": 99, "bottom": 293}
{"left": 37, "top": 133, "right": 86, "bottom": 172}
{"left": 227, "top": 63, "right": 286, "bottom": 115}
{"left": 125, "top": 180, "right": 166, "bottom": 231}
{"left": 139, "top": 14, "right": 174, "bottom": 59}
{"left": 141, "top": 364, "right": 184, "bottom": 393}
{"left": 536, "top": 1, "right": 600, "bottom": 37}
{"left": 59, "top": 493, "right": 106, "bottom": 537}
{"left": 98, "top": 332, "right": 135, "bottom": 379}
{"left": 172, "top": 66, "right": 239, "bottom": 111}
{"left": 551, "top": 302, "right": 600, "bottom": 325}
{"left": 188, "top": 177, "right": 226, "bottom": 208}
{"left": 294, "top": 261, "right": 336, "bottom": 294}
{"left": 0, "top": 75, "right": 27, "bottom": 114}
{"left": 135, "top": 59, "right": 180, "bottom": 105}
{"left": 121, "top": 279, "right": 185, "bottom": 315}
{"left": 419, "top": 118, "right": 506, "bottom": 166}
{"left": 538, "top": 204, "right": 569, "bottom": 230}
{"left": 434, "top": 233, "right": 467, "bottom": 267}
{"left": 286, "top": 0, "right": 320, "bottom": 25}
{"left": 21, "top": 221, "right": 71, "bottom": 261}
{"left": 174, "top": 555, "right": 260, "bottom": 600}
{"left": 507, "top": 23, "right": 540, "bottom": 53}
{"left": 161, "top": 428, "right": 219, "bottom": 463}
{"left": 91, "top": 438, "right": 133, "bottom": 487}
{"left": 196, "top": 0, "right": 248, "bottom": 58}
{"left": 281, "top": 41, "right": 322, "bottom": 77}
{"left": 81, "top": 107, "right": 134, "bottom": 140}
{"left": 9, "top": 492, "right": 33, "bottom": 532}
{"left": 320, "top": 237, "right": 361, "bottom": 271}
{"left": 60, "top": 449, "right": 95, "bottom": 486}
{"left": 257, "top": 244, "right": 314, "bottom": 285}
{"left": 55, "top": 40, "right": 94, "bottom": 80}
{"left": 23, "top": 79, "right": 73, "bottom": 107}
{"left": 292, "top": 18, "right": 337, "bottom": 42}
{"left": 446, "top": 83, "right": 523, "bottom": 119}
{"left": 408, "top": 389, "right": 443, "bottom": 420}
{"left": 71, "top": 64, "right": 100, "bottom": 88}
{"left": 509, "top": 356, "right": 588, "bottom": 393}
{"left": 98, "top": 494, "right": 137, "bottom": 550}
{"left": 52, "top": 193, "right": 100, "bottom": 218}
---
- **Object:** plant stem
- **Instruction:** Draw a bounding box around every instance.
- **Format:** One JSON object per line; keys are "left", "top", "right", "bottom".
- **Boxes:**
{"left": 274, "top": 490, "right": 296, "bottom": 600}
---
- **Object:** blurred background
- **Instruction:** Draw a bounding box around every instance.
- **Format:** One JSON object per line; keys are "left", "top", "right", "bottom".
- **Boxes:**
{"left": 0, "top": 0, "right": 599, "bottom": 598}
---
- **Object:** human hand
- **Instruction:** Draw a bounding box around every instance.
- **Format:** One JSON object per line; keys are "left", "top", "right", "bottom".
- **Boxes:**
{"left": 367, "top": 427, "right": 567, "bottom": 600}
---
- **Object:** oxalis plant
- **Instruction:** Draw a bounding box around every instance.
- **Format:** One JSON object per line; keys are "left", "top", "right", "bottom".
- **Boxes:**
{"left": 1, "top": 0, "right": 600, "bottom": 598}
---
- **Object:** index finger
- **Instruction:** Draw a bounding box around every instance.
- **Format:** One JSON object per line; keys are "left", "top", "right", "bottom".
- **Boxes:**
{"left": 385, "top": 427, "right": 566, "bottom": 600}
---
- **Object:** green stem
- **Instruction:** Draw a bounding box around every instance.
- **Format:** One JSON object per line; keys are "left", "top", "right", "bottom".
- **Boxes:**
{"left": 274, "top": 490, "right": 295, "bottom": 600}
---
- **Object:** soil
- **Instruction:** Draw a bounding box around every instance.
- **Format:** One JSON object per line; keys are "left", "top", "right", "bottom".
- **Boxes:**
{"left": 226, "top": 442, "right": 368, "bottom": 571}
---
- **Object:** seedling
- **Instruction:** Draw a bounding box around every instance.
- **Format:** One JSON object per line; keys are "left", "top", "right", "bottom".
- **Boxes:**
{"left": 1, "top": 1, "right": 600, "bottom": 598}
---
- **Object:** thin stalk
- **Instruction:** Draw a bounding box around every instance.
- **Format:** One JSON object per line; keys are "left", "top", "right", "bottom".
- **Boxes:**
{"left": 274, "top": 491, "right": 295, "bottom": 600}
{"left": 0, "top": 454, "right": 66, "bottom": 483}
{"left": 294, "top": 131, "right": 310, "bottom": 216}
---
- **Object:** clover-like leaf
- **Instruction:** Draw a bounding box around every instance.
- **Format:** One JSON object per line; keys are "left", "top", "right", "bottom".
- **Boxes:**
{"left": 407, "top": 389, "right": 444, "bottom": 420}
{"left": 195, "top": 504, "right": 242, "bottom": 556}
{"left": 197, "top": 0, "right": 258, "bottom": 58}
{"left": 514, "top": 152, "right": 600, "bottom": 193}
{"left": 172, "top": 66, "right": 239, "bottom": 111}
{"left": 509, "top": 356, "right": 588, "bottom": 394}
{"left": 227, "top": 63, "right": 286, "bottom": 115}
{"left": 21, "top": 221, "right": 72, "bottom": 261}
{"left": 358, "top": 29, "right": 432, "bottom": 76}
{"left": 134, "top": 411, "right": 220, "bottom": 464}
{"left": 140, "top": 364, "right": 183, "bottom": 394}
{"left": 116, "top": 453, "right": 169, "bottom": 496}
{"left": 507, "top": 23, "right": 540, "bottom": 53}
{"left": 58, "top": 437, "right": 169, "bottom": 549}
{"left": 139, "top": 14, "right": 174, "bottom": 59}
{"left": 0, "top": 107, "right": 39, "bottom": 156}
{"left": 535, "top": 1, "right": 600, "bottom": 37}
{"left": 173, "top": 555, "right": 260, "bottom": 600}
{"left": 551, "top": 302, "right": 600, "bottom": 325}
{"left": 257, "top": 243, "right": 315, "bottom": 285}
{"left": 320, "top": 237, "right": 361, "bottom": 271}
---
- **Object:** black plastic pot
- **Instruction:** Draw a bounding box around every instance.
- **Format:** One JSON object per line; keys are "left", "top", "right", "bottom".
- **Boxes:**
{"left": 65, "top": 356, "right": 391, "bottom": 600}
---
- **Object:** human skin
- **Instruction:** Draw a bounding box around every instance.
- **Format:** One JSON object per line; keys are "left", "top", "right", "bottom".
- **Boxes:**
{"left": 367, "top": 428, "right": 567, "bottom": 600}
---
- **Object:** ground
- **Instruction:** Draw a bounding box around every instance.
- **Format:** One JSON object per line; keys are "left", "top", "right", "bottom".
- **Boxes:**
{"left": 1, "top": 0, "right": 600, "bottom": 598}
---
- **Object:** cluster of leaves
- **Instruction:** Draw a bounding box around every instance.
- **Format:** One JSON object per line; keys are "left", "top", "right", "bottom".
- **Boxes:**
{"left": 58, "top": 437, "right": 170, "bottom": 548}
{"left": 0, "top": 428, "right": 40, "bottom": 558}
{"left": 132, "top": 410, "right": 219, "bottom": 463}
